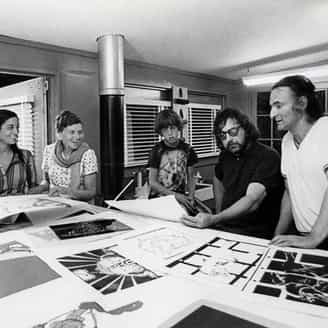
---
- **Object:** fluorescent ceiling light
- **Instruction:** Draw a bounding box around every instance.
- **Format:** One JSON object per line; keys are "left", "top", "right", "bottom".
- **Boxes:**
{"left": 242, "top": 64, "right": 328, "bottom": 87}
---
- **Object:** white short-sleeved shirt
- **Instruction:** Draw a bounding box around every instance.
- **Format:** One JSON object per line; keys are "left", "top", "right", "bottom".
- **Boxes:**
{"left": 281, "top": 116, "right": 328, "bottom": 232}
{"left": 42, "top": 143, "right": 98, "bottom": 188}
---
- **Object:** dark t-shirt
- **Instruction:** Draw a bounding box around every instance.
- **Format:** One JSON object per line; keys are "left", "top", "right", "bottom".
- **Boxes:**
{"left": 148, "top": 140, "right": 198, "bottom": 193}
{"left": 214, "top": 141, "right": 284, "bottom": 239}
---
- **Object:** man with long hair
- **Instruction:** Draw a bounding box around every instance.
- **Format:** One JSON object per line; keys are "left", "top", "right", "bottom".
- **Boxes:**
{"left": 182, "top": 108, "right": 283, "bottom": 239}
{"left": 270, "top": 75, "right": 328, "bottom": 249}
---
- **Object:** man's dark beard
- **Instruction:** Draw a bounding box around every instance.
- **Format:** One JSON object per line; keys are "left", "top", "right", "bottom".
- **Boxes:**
{"left": 227, "top": 140, "right": 249, "bottom": 157}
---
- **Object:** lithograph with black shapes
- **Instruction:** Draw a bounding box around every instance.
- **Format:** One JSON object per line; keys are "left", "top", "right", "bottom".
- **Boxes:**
{"left": 253, "top": 250, "right": 328, "bottom": 307}
{"left": 57, "top": 248, "right": 162, "bottom": 295}
{"left": 157, "top": 298, "right": 285, "bottom": 328}
{"left": 50, "top": 219, "right": 132, "bottom": 240}
{"left": 167, "top": 236, "right": 267, "bottom": 287}
{"left": 169, "top": 305, "right": 267, "bottom": 328}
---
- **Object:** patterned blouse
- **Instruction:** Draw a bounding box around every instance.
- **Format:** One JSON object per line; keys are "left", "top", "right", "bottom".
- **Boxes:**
{"left": 0, "top": 149, "right": 37, "bottom": 196}
{"left": 41, "top": 143, "right": 98, "bottom": 188}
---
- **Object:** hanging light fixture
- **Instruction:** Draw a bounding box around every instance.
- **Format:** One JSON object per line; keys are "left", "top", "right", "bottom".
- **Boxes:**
{"left": 242, "top": 64, "right": 328, "bottom": 86}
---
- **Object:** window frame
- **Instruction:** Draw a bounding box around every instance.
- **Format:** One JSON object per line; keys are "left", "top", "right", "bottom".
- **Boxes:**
{"left": 255, "top": 85, "right": 328, "bottom": 153}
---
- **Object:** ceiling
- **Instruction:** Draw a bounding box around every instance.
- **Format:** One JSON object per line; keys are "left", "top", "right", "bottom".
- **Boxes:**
{"left": 1, "top": 0, "right": 328, "bottom": 81}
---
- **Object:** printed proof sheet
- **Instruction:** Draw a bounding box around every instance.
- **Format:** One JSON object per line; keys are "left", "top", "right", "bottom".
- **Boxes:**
{"left": 167, "top": 233, "right": 268, "bottom": 289}
{"left": 166, "top": 232, "right": 328, "bottom": 318}
{"left": 244, "top": 247, "right": 328, "bottom": 317}
{"left": 0, "top": 240, "right": 60, "bottom": 299}
{"left": 26, "top": 212, "right": 132, "bottom": 248}
{"left": 56, "top": 241, "right": 164, "bottom": 296}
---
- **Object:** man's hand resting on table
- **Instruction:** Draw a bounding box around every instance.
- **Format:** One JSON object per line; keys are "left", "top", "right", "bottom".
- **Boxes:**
{"left": 181, "top": 212, "right": 214, "bottom": 228}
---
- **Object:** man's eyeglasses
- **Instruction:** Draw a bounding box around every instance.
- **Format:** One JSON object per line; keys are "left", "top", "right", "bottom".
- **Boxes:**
{"left": 218, "top": 125, "right": 241, "bottom": 140}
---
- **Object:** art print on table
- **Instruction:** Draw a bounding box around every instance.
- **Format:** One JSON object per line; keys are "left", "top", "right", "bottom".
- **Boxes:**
{"left": 50, "top": 219, "right": 132, "bottom": 240}
{"left": 32, "top": 300, "right": 143, "bottom": 328}
{"left": 0, "top": 197, "right": 70, "bottom": 216}
{"left": 0, "top": 241, "right": 60, "bottom": 299}
{"left": 133, "top": 228, "right": 193, "bottom": 259}
{"left": 57, "top": 248, "right": 162, "bottom": 295}
{"left": 167, "top": 236, "right": 267, "bottom": 289}
{"left": 157, "top": 298, "right": 284, "bottom": 328}
{"left": 0, "top": 212, "right": 32, "bottom": 230}
{"left": 0, "top": 240, "right": 31, "bottom": 259}
{"left": 163, "top": 305, "right": 267, "bottom": 328}
{"left": 32, "top": 302, "right": 109, "bottom": 328}
{"left": 0, "top": 196, "right": 73, "bottom": 229}
{"left": 245, "top": 249, "right": 328, "bottom": 311}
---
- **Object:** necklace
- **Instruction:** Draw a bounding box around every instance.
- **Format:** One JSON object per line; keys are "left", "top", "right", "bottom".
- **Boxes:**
{"left": 293, "top": 136, "right": 301, "bottom": 149}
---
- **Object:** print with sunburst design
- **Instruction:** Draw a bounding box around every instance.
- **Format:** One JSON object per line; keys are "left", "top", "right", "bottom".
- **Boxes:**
{"left": 57, "top": 248, "right": 162, "bottom": 294}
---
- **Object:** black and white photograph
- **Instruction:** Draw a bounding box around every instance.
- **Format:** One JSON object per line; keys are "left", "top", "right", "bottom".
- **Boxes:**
{"left": 1, "top": 1, "right": 328, "bottom": 327}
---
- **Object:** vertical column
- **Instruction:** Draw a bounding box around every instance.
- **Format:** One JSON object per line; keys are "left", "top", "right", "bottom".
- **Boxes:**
{"left": 97, "top": 34, "right": 125, "bottom": 200}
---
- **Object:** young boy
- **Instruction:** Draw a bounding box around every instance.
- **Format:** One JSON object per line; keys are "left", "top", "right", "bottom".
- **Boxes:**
{"left": 148, "top": 109, "right": 198, "bottom": 211}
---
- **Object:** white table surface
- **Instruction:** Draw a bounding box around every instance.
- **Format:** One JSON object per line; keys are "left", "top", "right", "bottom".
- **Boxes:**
{"left": 1, "top": 204, "right": 327, "bottom": 327}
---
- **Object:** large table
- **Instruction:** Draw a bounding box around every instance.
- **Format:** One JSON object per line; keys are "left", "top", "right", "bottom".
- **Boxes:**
{"left": 0, "top": 201, "right": 327, "bottom": 327}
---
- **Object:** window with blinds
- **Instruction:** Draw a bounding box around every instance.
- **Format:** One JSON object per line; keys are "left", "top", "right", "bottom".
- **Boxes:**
{"left": 188, "top": 103, "right": 221, "bottom": 158}
{"left": 125, "top": 99, "right": 221, "bottom": 166}
{"left": 124, "top": 99, "right": 171, "bottom": 166}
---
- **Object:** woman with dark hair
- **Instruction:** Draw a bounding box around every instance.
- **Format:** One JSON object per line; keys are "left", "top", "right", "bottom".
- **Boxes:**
{"left": 36, "top": 110, "right": 98, "bottom": 202}
{"left": 0, "top": 109, "right": 37, "bottom": 195}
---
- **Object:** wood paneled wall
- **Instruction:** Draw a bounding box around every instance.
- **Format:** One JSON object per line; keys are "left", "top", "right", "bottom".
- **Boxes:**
{"left": 0, "top": 35, "right": 250, "bottom": 193}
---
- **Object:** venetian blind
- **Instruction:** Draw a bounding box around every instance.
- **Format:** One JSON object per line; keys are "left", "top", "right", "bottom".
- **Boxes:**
{"left": 188, "top": 103, "right": 221, "bottom": 157}
{"left": 124, "top": 99, "right": 171, "bottom": 166}
{"left": 124, "top": 100, "right": 221, "bottom": 166}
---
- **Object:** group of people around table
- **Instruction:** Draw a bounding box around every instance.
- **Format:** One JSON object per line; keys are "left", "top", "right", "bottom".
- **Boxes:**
{"left": 148, "top": 75, "right": 328, "bottom": 250}
{"left": 1, "top": 74, "right": 328, "bottom": 250}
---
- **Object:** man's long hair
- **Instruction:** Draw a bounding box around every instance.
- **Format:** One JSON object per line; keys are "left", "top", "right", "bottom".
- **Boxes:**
{"left": 213, "top": 107, "right": 260, "bottom": 149}
{"left": 272, "top": 75, "right": 324, "bottom": 123}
